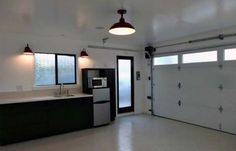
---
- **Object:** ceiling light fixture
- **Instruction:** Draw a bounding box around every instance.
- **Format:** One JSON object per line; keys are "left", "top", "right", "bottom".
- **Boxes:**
{"left": 109, "top": 9, "right": 135, "bottom": 36}
{"left": 23, "top": 44, "right": 33, "bottom": 55}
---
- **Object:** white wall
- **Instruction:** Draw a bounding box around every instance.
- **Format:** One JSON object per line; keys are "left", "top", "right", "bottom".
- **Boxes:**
{"left": 0, "top": 32, "right": 146, "bottom": 114}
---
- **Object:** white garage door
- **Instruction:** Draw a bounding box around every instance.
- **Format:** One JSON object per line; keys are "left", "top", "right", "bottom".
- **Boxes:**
{"left": 153, "top": 50, "right": 236, "bottom": 134}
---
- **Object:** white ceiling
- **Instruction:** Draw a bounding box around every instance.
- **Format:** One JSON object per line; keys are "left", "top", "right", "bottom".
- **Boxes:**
{"left": 1, "top": 0, "right": 236, "bottom": 48}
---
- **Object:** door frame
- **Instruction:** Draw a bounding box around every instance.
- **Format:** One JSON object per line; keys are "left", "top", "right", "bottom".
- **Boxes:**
{"left": 117, "top": 56, "right": 134, "bottom": 114}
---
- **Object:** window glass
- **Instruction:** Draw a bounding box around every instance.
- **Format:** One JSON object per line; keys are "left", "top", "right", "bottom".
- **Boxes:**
{"left": 57, "top": 55, "right": 76, "bottom": 84}
{"left": 35, "top": 53, "right": 76, "bottom": 86}
{"left": 35, "top": 53, "right": 56, "bottom": 86}
{"left": 224, "top": 48, "right": 236, "bottom": 61}
{"left": 182, "top": 51, "right": 217, "bottom": 64}
{"left": 154, "top": 55, "right": 178, "bottom": 66}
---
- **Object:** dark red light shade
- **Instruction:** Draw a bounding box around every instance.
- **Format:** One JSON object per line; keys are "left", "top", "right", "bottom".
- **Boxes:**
{"left": 80, "top": 50, "right": 88, "bottom": 58}
{"left": 24, "top": 44, "right": 33, "bottom": 55}
{"left": 109, "top": 18, "right": 135, "bottom": 30}
{"left": 109, "top": 9, "right": 135, "bottom": 35}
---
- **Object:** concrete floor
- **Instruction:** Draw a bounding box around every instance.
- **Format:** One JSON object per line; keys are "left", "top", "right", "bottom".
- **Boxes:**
{"left": 1, "top": 114, "right": 236, "bottom": 151}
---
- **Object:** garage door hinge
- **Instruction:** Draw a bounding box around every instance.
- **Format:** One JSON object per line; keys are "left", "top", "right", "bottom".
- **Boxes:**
{"left": 178, "top": 100, "right": 182, "bottom": 106}
{"left": 218, "top": 84, "right": 223, "bottom": 91}
{"left": 218, "top": 106, "right": 223, "bottom": 113}
{"left": 219, "top": 123, "right": 222, "bottom": 130}
{"left": 177, "top": 66, "right": 181, "bottom": 71}
{"left": 178, "top": 82, "right": 182, "bottom": 89}
{"left": 218, "top": 64, "right": 223, "bottom": 69}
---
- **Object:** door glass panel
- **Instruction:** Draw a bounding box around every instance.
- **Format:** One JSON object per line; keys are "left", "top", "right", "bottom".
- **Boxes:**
{"left": 118, "top": 59, "right": 131, "bottom": 108}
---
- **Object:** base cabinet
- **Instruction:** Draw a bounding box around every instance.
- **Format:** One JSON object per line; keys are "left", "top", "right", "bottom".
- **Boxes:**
{"left": 0, "top": 97, "right": 93, "bottom": 145}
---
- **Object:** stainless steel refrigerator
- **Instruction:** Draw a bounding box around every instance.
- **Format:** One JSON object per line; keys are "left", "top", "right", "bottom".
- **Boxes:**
{"left": 93, "top": 88, "right": 110, "bottom": 126}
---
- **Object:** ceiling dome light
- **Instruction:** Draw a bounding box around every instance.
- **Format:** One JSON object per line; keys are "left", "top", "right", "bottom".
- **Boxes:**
{"left": 109, "top": 9, "right": 135, "bottom": 36}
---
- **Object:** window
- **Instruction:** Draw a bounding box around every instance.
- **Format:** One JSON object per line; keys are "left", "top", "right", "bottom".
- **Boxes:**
{"left": 182, "top": 51, "right": 217, "bottom": 64}
{"left": 35, "top": 53, "right": 76, "bottom": 86}
{"left": 154, "top": 55, "right": 178, "bottom": 66}
{"left": 224, "top": 48, "right": 236, "bottom": 61}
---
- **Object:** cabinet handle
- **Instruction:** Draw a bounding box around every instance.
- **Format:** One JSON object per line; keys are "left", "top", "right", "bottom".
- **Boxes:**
{"left": 94, "top": 100, "right": 110, "bottom": 104}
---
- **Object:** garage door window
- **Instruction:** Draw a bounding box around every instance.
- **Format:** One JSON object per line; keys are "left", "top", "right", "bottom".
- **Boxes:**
{"left": 182, "top": 51, "right": 217, "bottom": 64}
{"left": 154, "top": 55, "right": 178, "bottom": 66}
{"left": 224, "top": 48, "right": 236, "bottom": 61}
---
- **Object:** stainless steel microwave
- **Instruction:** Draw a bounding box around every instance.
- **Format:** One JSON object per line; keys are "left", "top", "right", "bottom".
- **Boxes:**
{"left": 88, "top": 77, "right": 107, "bottom": 88}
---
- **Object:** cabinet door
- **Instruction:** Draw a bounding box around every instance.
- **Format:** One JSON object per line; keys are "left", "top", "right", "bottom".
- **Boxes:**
{"left": 93, "top": 88, "right": 110, "bottom": 102}
{"left": 0, "top": 102, "right": 48, "bottom": 127}
{"left": 48, "top": 97, "right": 93, "bottom": 134}
{"left": 94, "top": 102, "right": 110, "bottom": 126}
{"left": 0, "top": 101, "right": 49, "bottom": 145}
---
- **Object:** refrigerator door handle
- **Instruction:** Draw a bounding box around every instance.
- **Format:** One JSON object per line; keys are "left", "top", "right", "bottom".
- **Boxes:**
{"left": 94, "top": 100, "right": 110, "bottom": 104}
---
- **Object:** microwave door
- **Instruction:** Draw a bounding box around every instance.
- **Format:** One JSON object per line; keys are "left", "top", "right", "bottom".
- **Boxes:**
{"left": 92, "top": 79, "right": 102, "bottom": 88}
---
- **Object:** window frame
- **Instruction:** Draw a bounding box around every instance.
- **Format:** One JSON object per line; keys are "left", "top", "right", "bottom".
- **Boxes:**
{"left": 35, "top": 52, "right": 77, "bottom": 86}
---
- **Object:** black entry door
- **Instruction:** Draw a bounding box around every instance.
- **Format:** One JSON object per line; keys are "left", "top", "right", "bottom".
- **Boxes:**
{"left": 117, "top": 56, "right": 134, "bottom": 113}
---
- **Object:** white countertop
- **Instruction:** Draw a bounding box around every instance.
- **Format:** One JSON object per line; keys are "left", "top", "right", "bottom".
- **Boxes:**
{"left": 0, "top": 93, "right": 93, "bottom": 105}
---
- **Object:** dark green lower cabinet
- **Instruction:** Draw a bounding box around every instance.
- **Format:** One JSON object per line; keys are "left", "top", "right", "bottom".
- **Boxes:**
{"left": 0, "top": 97, "right": 93, "bottom": 145}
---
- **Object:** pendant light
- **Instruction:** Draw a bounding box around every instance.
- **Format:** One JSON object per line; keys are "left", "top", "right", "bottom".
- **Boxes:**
{"left": 23, "top": 44, "right": 33, "bottom": 55}
{"left": 109, "top": 9, "right": 135, "bottom": 36}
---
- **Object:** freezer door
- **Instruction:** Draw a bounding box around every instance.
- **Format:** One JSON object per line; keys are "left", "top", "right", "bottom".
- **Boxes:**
{"left": 93, "top": 88, "right": 110, "bottom": 102}
{"left": 94, "top": 101, "right": 110, "bottom": 126}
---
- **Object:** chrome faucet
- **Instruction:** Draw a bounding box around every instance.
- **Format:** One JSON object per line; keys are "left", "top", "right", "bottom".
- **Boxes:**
{"left": 59, "top": 83, "right": 64, "bottom": 95}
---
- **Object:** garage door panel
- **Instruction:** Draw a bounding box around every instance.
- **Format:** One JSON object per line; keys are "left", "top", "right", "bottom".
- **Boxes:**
{"left": 181, "top": 105, "right": 219, "bottom": 130}
{"left": 154, "top": 101, "right": 181, "bottom": 120}
{"left": 220, "top": 66, "right": 236, "bottom": 88}
{"left": 180, "top": 69, "right": 220, "bottom": 89}
{"left": 221, "top": 90, "right": 236, "bottom": 112}
{"left": 181, "top": 89, "right": 220, "bottom": 108}
{"left": 221, "top": 111, "right": 236, "bottom": 134}
{"left": 155, "top": 77, "right": 179, "bottom": 88}
{"left": 155, "top": 88, "right": 179, "bottom": 99}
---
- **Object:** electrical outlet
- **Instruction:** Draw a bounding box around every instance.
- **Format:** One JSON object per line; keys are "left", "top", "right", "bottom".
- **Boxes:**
{"left": 16, "top": 85, "right": 23, "bottom": 91}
